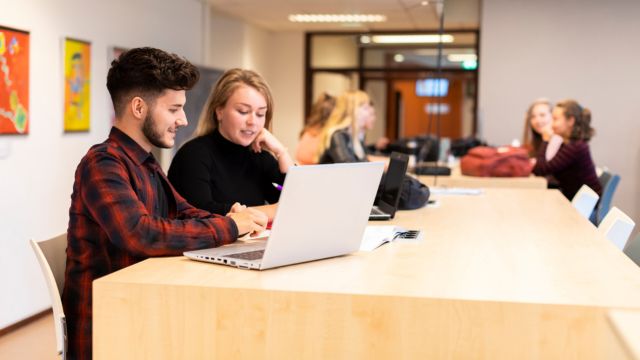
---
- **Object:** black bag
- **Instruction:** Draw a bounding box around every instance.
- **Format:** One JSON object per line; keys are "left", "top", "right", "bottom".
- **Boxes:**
{"left": 398, "top": 175, "right": 430, "bottom": 210}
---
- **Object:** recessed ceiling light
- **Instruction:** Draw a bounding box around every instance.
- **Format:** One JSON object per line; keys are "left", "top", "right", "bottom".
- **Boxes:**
{"left": 360, "top": 35, "right": 371, "bottom": 44}
{"left": 447, "top": 54, "right": 478, "bottom": 62}
{"left": 288, "top": 14, "right": 387, "bottom": 23}
{"left": 368, "top": 34, "right": 454, "bottom": 44}
{"left": 394, "top": 54, "right": 405, "bottom": 62}
{"left": 421, "top": 1, "right": 429, "bottom": 6}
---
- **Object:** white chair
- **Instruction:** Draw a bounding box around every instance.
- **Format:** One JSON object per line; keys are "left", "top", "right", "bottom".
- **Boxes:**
{"left": 571, "top": 185, "right": 599, "bottom": 220}
{"left": 624, "top": 234, "right": 640, "bottom": 267}
{"left": 30, "top": 234, "right": 68, "bottom": 359}
{"left": 597, "top": 207, "right": 635, "bottom": 250}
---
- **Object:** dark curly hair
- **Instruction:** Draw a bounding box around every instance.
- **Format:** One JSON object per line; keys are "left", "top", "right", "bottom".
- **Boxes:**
{"left": 107, "top": 47, "right": 199, "bottom": 117}
{"left": 556, "top": 99, "right": 595, "bottom": 142}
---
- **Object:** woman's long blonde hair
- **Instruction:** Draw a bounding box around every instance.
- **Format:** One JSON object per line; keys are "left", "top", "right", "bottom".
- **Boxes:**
{"left": 522, "top": 98, "right": 552, "bottom": 157}
{"left": 194, "top": 68, "right": 274, "bottom": 137}
{"left": 316, "top": 90, "right": 370, "bottom": 162}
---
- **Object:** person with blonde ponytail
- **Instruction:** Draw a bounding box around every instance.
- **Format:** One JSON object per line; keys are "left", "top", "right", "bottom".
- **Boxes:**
{"left": 168, "top": 68, "right": 293, "bottom": 220}
{"left": 532, "top": 99, "right": 601, "bottom": 199}
{"left": 317, "top": 90, "right": 384, "bottom": 164}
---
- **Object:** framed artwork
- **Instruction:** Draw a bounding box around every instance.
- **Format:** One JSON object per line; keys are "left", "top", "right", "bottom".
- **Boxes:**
{"left": 0, "top": 25, "right": 29, "bottom": 135}
{"left": 63, "top": 37, "right": 91, "bottom": 132}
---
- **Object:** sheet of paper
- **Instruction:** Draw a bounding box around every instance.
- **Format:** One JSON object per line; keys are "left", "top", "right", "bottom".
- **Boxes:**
{"left": 360, "top": 225, "right": 398, "bottom": 251}
{"left": 430, "top": 187, "right": 483, "bottom": 195}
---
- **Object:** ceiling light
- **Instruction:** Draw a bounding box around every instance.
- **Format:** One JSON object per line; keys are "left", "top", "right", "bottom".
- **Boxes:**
{"left": 368, "top": 34, "right": 454, "bottom": 44}
{"left": 394, "top": 54, "right": 405, "bottom": 62}
{"left": 421, "top": 1, "right": 429, "bottom": 5}
{"left": 288, "top": 14, "right": 387, "bottom": 23}
{"left": 447, "top": 54, "right": 478, "bottom": 62}
{"left": 360, "top": 35, "right": 371, "bottom": 44}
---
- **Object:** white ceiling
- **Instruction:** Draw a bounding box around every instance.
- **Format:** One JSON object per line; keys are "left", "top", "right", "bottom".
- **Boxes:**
{"left": 208, "top": 0, "right": 480, "bottom": 32}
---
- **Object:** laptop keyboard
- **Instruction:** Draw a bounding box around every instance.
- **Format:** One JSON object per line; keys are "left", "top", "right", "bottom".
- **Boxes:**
{"left": 226, "top": 249, "right": 265, "bottom": 260}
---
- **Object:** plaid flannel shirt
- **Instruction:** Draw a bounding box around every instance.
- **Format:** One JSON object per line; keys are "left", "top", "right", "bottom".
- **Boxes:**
{"left": 62, "top": 127, "right": 238, "bottom": 359}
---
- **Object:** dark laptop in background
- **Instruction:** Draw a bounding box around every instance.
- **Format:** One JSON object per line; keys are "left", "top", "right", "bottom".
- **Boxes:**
{"left": 370, "top": 152, "right": 409, "bottom": 220}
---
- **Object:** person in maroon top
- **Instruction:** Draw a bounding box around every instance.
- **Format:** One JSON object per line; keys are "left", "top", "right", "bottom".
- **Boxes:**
{"left": 532, "top": 99, "right": 602, "bottom": 199}
{"left": 62, "top": 47, "right": 267, "bottom": 359}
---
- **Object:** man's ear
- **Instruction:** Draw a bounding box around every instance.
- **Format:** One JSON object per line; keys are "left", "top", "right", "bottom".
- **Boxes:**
{"left": 130, "top": 97, "right": 147, "bottom": 120}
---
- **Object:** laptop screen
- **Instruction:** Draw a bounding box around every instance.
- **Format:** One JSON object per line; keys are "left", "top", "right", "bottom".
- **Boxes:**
{"left": 379, "top": 152, "right": 409, "bottom": 216}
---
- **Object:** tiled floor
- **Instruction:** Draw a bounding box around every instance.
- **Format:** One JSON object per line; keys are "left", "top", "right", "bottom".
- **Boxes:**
{"left": 0, "top": 312, "right": 59, "bottom": 359}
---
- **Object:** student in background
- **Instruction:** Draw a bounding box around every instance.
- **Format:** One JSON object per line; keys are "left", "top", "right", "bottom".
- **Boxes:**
{"left": 522, "top": 98, "right": 554, "bottom": 157}
{"left": 317, "top": 90, "right": 387, "bottom": 164}
{"left": 295, "top": 92, "right": 336, "bottom": 165}
{"left": 168, "top": 68, "right": 293, "bottom": 221}
{"left": 63, "top": 48, "right": 266, "bottom": 359}
{"left": 532, "top": 99, "right": 602, "bottom": 199}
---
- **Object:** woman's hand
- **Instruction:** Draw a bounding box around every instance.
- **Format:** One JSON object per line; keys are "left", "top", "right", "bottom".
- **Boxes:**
{"left": 251, "top": 128, "right": 294, "bottom": 173}
{"left": 251, "top": 129, "right": 286, "bottom": 157}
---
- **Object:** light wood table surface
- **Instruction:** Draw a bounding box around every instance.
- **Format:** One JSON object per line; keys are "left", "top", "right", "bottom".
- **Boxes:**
{"left": 417, "top": 163, "right": 547, "bottom": 189}
{"left": 607, "top": 309, "right": 640, "bottom": 359}
{"left": 93, "top": 189, "right": 640, "bottom": 359}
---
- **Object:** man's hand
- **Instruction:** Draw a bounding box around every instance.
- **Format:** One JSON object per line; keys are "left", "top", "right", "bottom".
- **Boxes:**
{"left": 227, "top": 207, "right": 268, "bottom": 237}
{"left": 227, "top": 202, "right": 247, "bottom": 215}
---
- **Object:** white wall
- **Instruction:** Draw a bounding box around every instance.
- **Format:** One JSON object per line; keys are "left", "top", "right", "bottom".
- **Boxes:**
{"left": 0, "top": 0, "right": 205, "bottom": 329}
{"left": 207, "top": 9, "right": 304, "bottom": 156}
{"left": 479, "top": 0, "right": 640, "bottom": 229}
{"left": 267, "top": 32, "right": 305, "bottom": 156}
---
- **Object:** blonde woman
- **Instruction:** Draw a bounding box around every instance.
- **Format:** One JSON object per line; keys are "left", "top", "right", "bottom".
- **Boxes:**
{"left": 317, "top": 90, "right": 383, "bottom": 164}
{"left": 522, "top": 98, "right": 554, "bottom": 157}
{"left": 168, "top": 68, "right": 293, "bottom": 220}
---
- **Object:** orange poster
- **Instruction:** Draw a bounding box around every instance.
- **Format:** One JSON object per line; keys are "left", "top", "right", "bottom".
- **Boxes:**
{"left": 0, "top": 26, "right": 29, "bottom": 135}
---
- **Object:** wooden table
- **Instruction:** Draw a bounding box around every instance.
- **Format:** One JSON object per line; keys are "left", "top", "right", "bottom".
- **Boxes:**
{"left": 93, "top": 189, "right": 640, "bottom": 359}
{"left": 417, "top": 164, "right": 547, "bottom": 189}
{"left": 607, "top": 309, "right": 640, "bottom": 359}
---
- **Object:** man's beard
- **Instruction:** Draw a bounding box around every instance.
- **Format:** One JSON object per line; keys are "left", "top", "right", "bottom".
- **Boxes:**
{"left": 142, "top": 113, "right": 171, "bottom": 149}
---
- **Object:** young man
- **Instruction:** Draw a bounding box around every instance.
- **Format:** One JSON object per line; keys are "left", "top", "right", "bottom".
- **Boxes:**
{"left": 62, "top": 47, "right": 267, "bottom": 359}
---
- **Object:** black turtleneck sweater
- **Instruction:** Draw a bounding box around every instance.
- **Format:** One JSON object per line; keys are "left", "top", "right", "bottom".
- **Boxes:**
{"left": 168, "top": 130, "right": 285, "bottom": 215}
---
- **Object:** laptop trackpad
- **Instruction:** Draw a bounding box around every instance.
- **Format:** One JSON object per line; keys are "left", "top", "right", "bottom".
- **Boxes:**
{"left": 215, "top": 241, "right": 266, "bottom": 256}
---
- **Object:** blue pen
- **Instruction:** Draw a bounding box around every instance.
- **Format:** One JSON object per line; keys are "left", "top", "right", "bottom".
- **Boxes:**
{"left": 272, "top": 183, "right": 283, "bottom": 191}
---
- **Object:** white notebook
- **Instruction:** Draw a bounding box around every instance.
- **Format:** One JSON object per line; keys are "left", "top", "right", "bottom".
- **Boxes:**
{"left": 359, "top": 226, "right": 422, "bottom": 251}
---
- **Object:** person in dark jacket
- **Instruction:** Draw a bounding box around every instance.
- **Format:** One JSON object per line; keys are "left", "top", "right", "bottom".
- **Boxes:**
{"left": 317, "top": 90, "right": 387, "bottom": 165}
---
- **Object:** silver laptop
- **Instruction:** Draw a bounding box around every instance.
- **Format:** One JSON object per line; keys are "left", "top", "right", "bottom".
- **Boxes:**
{"left": 184, "top": 162, "right": 384, "bottom": 270}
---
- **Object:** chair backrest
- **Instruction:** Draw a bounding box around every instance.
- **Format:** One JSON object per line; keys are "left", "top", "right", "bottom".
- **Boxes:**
{"left": 624, "top": 234, "right": 640, "bottom": 267}
{"left": 595, "top": 173, "right": 620, "bottom": 225}
{"left": 30, "top": 234, "right": 68, "bottom": 358}
{"left": 571, "top": 185, "right": 599, "bottom": 220}
{"left": 597, "top": 207, "right": 635, "bottom": 250}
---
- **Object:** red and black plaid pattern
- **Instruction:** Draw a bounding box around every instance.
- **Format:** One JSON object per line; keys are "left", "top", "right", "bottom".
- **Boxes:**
{"left": 62, "top": 127, "right": 238, "bottom": 359}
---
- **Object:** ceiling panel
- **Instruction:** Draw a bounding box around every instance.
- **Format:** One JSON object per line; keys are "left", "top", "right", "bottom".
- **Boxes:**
{"left": 208, "top": 0, "right": 479, "bottom": 31}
